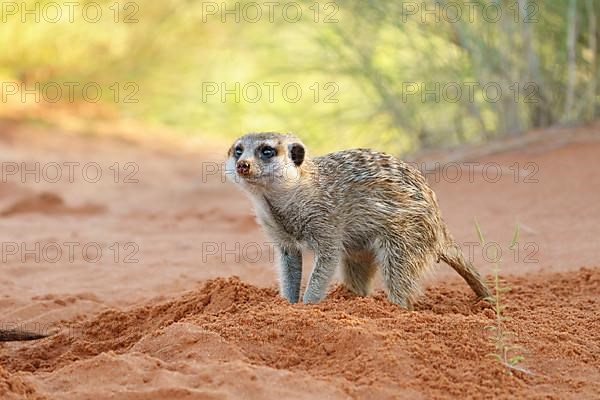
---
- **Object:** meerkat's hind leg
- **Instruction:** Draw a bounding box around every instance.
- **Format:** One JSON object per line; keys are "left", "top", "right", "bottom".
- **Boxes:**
{"left": 374, "top": 239, "right": 423, "bottom": 309}
{"left": 342, "top": 251, "right": 377, "bottom": 296}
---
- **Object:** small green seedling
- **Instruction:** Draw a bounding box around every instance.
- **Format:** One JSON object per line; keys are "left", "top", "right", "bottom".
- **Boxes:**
{"left": 475, "top": 219, "right": 530, "bottom": 375}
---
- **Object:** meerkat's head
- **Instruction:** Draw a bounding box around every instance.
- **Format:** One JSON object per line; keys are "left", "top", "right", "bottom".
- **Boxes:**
{"left": 226, "top": 132, "right": 308, "bottom": 193}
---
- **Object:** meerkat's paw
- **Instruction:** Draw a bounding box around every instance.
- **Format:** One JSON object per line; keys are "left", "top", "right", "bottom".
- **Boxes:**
{"left": 281, "top": 291, "right": 300, "bottom": 304}
{"left": 302, "top": 289, "right": 325, "bottom": 304}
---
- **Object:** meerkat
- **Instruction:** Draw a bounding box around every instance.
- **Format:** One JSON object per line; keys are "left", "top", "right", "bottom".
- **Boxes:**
{"left": 0, "top": 328, "right": 48, "bottom": 341}
{"left": 225, "top": 132, "right": 491, "bottom": 307}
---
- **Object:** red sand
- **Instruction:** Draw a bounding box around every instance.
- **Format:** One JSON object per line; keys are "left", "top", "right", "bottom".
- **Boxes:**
{"left": 0, "top": 121, "right": 599, "bottom": 399}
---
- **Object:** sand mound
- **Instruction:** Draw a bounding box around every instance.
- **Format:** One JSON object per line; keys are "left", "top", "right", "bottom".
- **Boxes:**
{"left": 0, "top": 365, "right": 48, "bottom": 400}
{"left": 1, "top": 191, "right": 104, "bottom": 216}
{"left": 2, "top": 268, "right": 599, "bottom": 398}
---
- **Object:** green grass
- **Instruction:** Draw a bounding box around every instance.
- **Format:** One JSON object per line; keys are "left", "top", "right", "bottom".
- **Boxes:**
{"left": 475, "top": 219, "right": 530, "bottom": 375}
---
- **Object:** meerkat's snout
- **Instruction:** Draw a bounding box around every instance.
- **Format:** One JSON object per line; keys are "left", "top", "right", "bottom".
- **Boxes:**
{"left": 236, "top": 159, "right": 251, "bottom": 176}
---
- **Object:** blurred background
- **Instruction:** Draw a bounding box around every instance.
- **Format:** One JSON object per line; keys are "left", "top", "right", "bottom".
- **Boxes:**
{"left": 1, "top": 0, "right": 597, "bottom": 153}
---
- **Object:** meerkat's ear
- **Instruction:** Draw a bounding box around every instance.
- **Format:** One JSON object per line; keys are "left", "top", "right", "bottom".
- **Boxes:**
{"left": 289, "top": 143, "right": 305, "bottom": 166}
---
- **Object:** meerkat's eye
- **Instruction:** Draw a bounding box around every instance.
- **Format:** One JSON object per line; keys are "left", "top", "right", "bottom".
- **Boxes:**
{"left": 234, "top": 146, "right": 243, "bottom": 158}
{"left": 261, "top": 146, "right": 276, "bottom": 159}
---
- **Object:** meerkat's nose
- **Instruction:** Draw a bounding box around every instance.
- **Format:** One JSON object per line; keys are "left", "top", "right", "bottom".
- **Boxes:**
{"left": 236, "top": 160, "right": 251, "bottom": 176}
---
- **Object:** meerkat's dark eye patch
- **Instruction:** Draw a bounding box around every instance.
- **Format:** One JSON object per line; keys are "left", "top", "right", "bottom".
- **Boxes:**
{"left": 260, "top": 146, "right": 276, "bottom": 159}
{"left": 289, "top": 143, "right": 305, "bottom": 166}
{"left": 234, "top": 145, "right": 244, "bottom": 158}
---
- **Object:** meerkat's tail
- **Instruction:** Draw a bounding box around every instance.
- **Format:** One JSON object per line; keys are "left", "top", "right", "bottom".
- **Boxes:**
{"left": 439, "top": 242, "right": 491, "bottom": 300}
{"left": 0, "top": 329, "right": 50, "bottom": 342}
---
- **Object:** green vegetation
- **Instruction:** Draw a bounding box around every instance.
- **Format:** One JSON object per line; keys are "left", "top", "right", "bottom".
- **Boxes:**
{"left": 475, "top": 219, "right": 529, "bottom": 375}
{"left": 1, "top": 0, "right": 597, "bottom": 153}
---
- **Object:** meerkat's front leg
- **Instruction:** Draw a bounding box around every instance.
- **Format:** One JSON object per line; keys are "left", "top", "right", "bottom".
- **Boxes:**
{"left": 303, "top": 249, "right": 341, "bottom": 304}
{"left": 277, "top": 246, "right": 303, "bottom": 303}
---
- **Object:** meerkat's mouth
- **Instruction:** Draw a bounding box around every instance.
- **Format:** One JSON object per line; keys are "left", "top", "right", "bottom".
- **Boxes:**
{"left": 237, "top": 173, "right": 263, "bottom": 185}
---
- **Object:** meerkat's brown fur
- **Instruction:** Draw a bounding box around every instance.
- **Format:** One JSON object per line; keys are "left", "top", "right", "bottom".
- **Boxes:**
{"left": 226, "top": 132, "right": 491, "bottom": 307}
